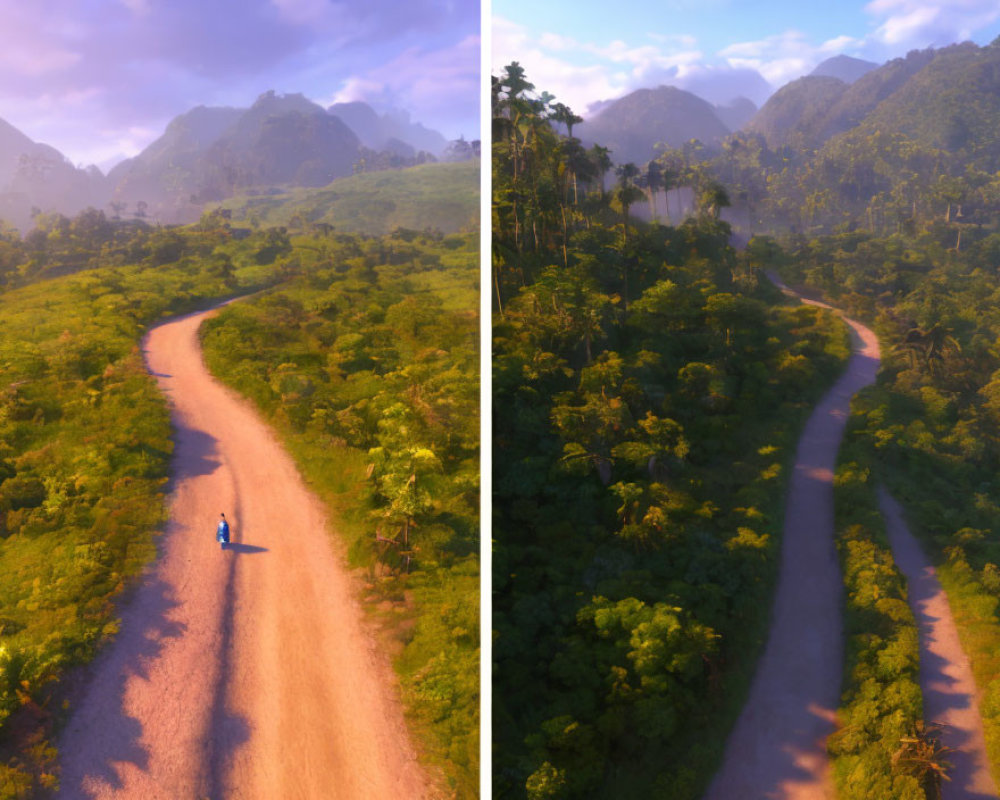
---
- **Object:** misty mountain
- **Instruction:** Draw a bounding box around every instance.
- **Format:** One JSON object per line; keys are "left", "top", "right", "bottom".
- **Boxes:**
{"left": 673, "top": 67, "right": 774, "bottom": 107}
{"left": 851, "top": 42, "right": 1000, "bottom": 163}
{"left": 0, "top": 90, "right": 453, "bottom": 230}
{"left": 329, "top": 102, "right": 448, "bottom": 157}
{"left": 714, "top": 97, "right": 758, "bottom": 131}
{"left": 111, "top": 90, "right": 361, "bottom": 221}
{"left": 744, "top": 76, "right": 849, "bottom": 150}
{"left": 743, "top": 40, "right": 1000, "bottom": 233}
{"left": 745, "top": 47, "right": 944, "bottom": 151}
{"left": 810, "top": 55, "right": 878, "bottom": 84}
{"left": 107, "top": 91, "right": 452, "bottom": 224}
{"left": 577, "top": 85, "right": 731, "bottom": 165}
{"left": 0, "top": 119, "right": 106, "bottom": 231}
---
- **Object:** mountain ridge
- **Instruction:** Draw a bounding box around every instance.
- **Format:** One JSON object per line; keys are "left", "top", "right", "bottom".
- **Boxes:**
{"left": 0, "top": 93, "right": 456, "bottom": 229}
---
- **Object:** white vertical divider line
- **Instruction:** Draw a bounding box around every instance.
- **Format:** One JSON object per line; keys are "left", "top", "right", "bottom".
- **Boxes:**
{"left": 480, "top": 1, "right": 493, "bottom": 797}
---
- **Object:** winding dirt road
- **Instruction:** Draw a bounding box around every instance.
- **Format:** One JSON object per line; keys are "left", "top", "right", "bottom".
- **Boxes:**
{"left": 57, "top": 306, "right": 429, "bottom": 799}
{"left": 705, "top": 276, "right": 880, "bottom": 800}
{"left": 879, "top": 489, "right": 999, "bottom": 800}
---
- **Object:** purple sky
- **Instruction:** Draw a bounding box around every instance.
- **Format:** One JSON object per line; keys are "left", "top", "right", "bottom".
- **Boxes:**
{"left": 0, "top": 0, "right": 479, "bottom": 169}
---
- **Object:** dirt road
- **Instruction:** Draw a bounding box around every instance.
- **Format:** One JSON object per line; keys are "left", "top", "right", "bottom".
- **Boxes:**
{"left": 57, "top": 306, "right": 428, "bottom": 799}
{"left": 705, "top": 277, "right": 880, "bottom": 799}
{"left": 879, "top": 489, "right": 999, "bottom": 800}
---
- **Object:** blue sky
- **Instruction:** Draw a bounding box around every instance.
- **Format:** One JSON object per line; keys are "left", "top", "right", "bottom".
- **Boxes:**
{"left": 493, "top": 0, "right": 1000, "bottom": 112}
{"left": 0, "top": 0, "right": 479, "bottom": 169}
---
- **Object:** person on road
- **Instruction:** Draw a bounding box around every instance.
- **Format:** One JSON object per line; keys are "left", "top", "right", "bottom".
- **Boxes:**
{"left": 217, "top": 513, "right": 230, "bottom": 548}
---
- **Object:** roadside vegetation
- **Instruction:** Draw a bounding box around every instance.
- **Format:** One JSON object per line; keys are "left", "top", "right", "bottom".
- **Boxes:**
{"left": 829, "top": 413, "right": 928, "bottom": 799}
{"left": 750, "top": 228, "right": 1000, "bottom": 796}
{"left": 0, "top": 166, "right": 478, "bottom": 797}
{"left": 200, "top": 227, "right": 480, "bottom": 796}
{"left": 0, "top": 215, "right": 291, "bottom": 795}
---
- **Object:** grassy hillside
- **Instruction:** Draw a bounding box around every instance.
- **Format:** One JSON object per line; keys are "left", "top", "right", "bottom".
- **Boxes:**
{"left": 217, "top": 161, "right": 479, "bottom": 236}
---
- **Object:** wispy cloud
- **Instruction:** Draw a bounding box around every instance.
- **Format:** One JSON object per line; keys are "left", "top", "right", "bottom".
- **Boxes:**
{"left": 493, "top": 17, "right": 707, "bottom": 116}
{"left": 866, "top": 0, "right": 1000, "bottom": 47}
{"left": 0, "top": 0, "right": 477, "bottom": 165}
{"left": 329, "top": 35, "right": 480, "bottom": 137}
{"left": 496, "top": 0, "right": 1000, "bottom": 123}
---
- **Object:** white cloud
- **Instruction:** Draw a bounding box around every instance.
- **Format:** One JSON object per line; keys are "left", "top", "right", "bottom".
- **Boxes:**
{"left": 0, "top": 43, "right": 80, "bottom": 77}
{"left": 719, "top": 30, "right": 825, "bottom": 86}
{"left": 326, "top": 34, "right": 479, "bottom": 138}
{"left": 865, "top": 0, "right": 1000, "bottom": 47}
{"left": 821, "top": 35, "right": 865, "bottom": 53}
{"left": 493, "top": 16, "right": 705, "bottom": 117}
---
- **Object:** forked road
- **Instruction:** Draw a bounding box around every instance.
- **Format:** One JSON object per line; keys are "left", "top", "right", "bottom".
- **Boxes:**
{"left": 57, "top": 306, "right": 428, "bottom": 799}
{"left": 879, "top": 489, "right": 998, "bottom": 799}
{"left": 705, "top": 275, "right": 880, "bottom": 800}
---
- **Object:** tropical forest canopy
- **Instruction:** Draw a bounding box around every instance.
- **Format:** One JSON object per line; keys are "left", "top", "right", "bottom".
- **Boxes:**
{"left": 492, "top": 63, "right": 850, "bottom": 799}
{"left": 494, "top": 33, "right": 1000, "bottom": 800}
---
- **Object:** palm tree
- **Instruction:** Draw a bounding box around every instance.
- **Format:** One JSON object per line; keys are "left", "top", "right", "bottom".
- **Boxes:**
{"left": 644, "top": 161, "right": 663, "bottom": 222}
{"left": 891, "top": 722, "right": 952, "bottom": 799}
{"left": 589, "top": 145, "right": 612, "bottom": 197}
{"left": 895, "top": 323, "right": 961, "bottom": 375}
{"left": 550, "top": 102, "right": 584, "bottom": 139}
{"left": 615, "top": 162, "right": 644, "bottom": 240}
{"left": 694, "top": 170, "right": 730, "bottom": 219}
{"left": 615, "top": 163, "right": 645, "bottom": 313}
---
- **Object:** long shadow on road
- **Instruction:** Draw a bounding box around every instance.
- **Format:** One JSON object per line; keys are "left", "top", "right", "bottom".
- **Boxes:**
{"left": 56, "top": 421, "right": 260, "bottom": 799}
{"left": 203, "top": 468, "right": 260, "bottom": 798}
{"left": 55, "top": 565, "right": 187, "bottom": 798}
{"left": 879, "top": 488, "right": 999, "bottom": 800}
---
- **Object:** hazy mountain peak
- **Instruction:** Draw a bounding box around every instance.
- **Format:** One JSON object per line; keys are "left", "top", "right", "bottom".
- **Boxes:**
{"left": 328, "top": 100, "right": 447, "bottom": 157}
{"left": 715, "top": 96, "right": 758, "bottom": 132}
{"left": 251, "top": 90, "right": 326, "bottom": 117}
{"left": 810, "top": 55, "right": 879, "bottom": 84}
{"left": 578, "top": 85, "right": 730, "bottom": 164}
{"left": 744, "top": 75, "right": 849, "bottom": 149}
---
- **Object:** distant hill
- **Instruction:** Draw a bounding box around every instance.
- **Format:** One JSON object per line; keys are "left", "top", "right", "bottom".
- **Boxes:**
{"left": 751, "top": 40, "right": 1000, "bottom": 231}
{"left": 328, "top": 102, "right": 447, "bottom": 157}
{"left": 855, "top": 42, "right": 1000, "bottom": 164}
{"left": 0, "top": 119, "right": 105, "bottom": 231}
{"left": 577, "top": 85, "right": 731, "bottom": 165}
{"left": 106, "top": 92, "right": 452, "bottom": 225}
{"left": 810, "top": 55, "right": 878, "bottom": 84}
{"left": 745, "top": 47, "right": 944, "bottom": 151}
{"left": 714, "top": 97, "right": 758, "bottom": 131}
{"left": 217, "top": 160, "right": 479, "bottom": 235}
{"left": 744, "top": 76, "right": 849, "bottom": 150}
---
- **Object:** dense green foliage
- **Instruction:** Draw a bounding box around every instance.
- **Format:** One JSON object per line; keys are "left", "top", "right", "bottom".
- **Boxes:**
{"left": 217, "top": 161, "right": 479, "bottom": 236}
{"left": 199, "top": 228, "right": 480, "bottom": 796}
{"left": 829, "top": 419, "right": 928, "bottom": 799}
{"left": 0, "top": 216, "right": 298, "bottom": 795}
{"left": 492, "top": 65, "right": 850, "bottom": 798}
{"left": 498, "top": 34, "right": 1000, "bottom": 799}
{"left": 707, "top": 40, "right": 1000, "bottom": 239}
